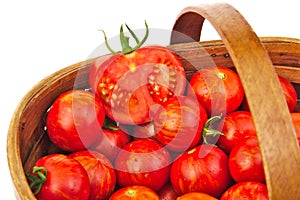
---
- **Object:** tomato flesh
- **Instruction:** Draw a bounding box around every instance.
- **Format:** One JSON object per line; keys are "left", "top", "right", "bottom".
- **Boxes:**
{"left": 91, "top": 46, "right": 186, "bottom": 124}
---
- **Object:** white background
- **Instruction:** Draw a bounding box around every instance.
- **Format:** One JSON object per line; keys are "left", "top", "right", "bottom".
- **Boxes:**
{"left": 1, "top": 0, "right": 299, "bottom": 198}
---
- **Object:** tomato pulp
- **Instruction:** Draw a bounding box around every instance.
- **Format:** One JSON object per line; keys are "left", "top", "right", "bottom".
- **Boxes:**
{"left": 89, "top": 22, "right": 186, "bottom": 125}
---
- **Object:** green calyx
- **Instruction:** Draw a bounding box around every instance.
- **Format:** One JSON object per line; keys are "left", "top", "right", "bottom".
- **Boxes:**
{"left": 26, "top": 166, "right": 47, "bottom": 195}
{"left": 100, "top": 20, "right": 149, "bottom": 55}
{"left": 202, "top": 115, "right": 224, "bottom": 145}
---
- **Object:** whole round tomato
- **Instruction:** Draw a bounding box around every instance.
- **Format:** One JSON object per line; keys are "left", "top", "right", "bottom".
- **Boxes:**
{"left": 114, "top": 139, "right": 171, "bottom": 191}
{"left": 290, "top": 112, "right": 300, "bottom": 147}
{"left": 90, "top": 45, "right": 186, "bottom": 125}
{"left": 27, "top": 154, "right": 90, "bottom": 200}
{"left": 109, "top": 185, "right": 159, "bottom": 200}
{"left": 69, "top": 150, "right": 116, "bottom": 200}
{"left": 46, "top": 90, "right": 105, "bottom": 152}
{"left": 89, "top": 122, "right": 131, "bottom": 162}
{"left": 216, "top": 111, "right": 256, "bottom": 154}
{"left": 220, "top": 181, "right": 268, "bottom": 200}
{"left": 188, "top": 66, "right": 244, "bottom": 116}
{"left": 170, "top": 144, "right": 232, "bottom": 198}
{"left": 153, "top": 95, "right": 208, "bottom": 152}
{"left": 242, "top": 75, "right": 297, "bottom": 112}
{"left": 229, "top": 137, "right": 265, "bottom": 183}
{"left": 177, "top": 192, "right": 217, "bottom": 200}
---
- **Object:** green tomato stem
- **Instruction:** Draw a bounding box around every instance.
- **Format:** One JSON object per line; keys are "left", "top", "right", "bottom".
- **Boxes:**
{"left": 26, "top": 166, "right": 48, "bottom": 195}
{"left": 202, "top": 115, "right": 224, "bottom": 144}
{"left": 101, "top": 20, "right": 149, "bottom": 55}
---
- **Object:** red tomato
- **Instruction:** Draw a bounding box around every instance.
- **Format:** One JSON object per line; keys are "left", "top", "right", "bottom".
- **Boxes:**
{"left": 89, "top": 123, "right": 131, "bottom": 162}
{"left": 188, "top": 66, "right": 244, "bottom": 116}
{"left": 109, "top": 185, "right": 159, "bottom": 200}
{"left": 46, "top": 90, "right": 105, "bottom": 152}
{"left": 278, "top": 76, "right": 297, "bottom": 112}
{"left": 69, "top": 150, "right": 116, "bottom": 200}
{"left": 157, "top": 182, "right": 178, "bottom": 200}
{"left": 229, "top": 137, "right": 265, "bottom": 183}
{"left": 27, "top": 154, "right": 90, "bottom": 200}
{"left": 216, "top": 111, "right": 256, "bottom": 154}
{"left": 290, "top": 112, "right": 300, "bottom": 146}
{"left": 114, "top": 139, "right": 171, "bottom": 191}
{"left": 170, "top": 144, "right": 232, "bottom": 198}
{"left": 90, "top": 45, "right": 186, "bottom": 125}
{"left": 242, "top": 75, "right": 297, "bottom": 112}
{"left": 154, "top": 95, "right": 208, "bottom": 152}
{"left": 220, "top": 181, "right": 268, "bottom": 200}
{"left": 177, "top": 192, "right": 217, "bottom": 200}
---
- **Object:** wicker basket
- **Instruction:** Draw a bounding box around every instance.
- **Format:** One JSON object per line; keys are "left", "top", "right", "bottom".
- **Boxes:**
{"left": 7, "top": 2, "right": 300, "bottom": 199}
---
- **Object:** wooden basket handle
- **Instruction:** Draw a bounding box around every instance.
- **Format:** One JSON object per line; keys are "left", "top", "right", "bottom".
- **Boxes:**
{"left": 170, "top": 3, "right": 300, "bottom": 199}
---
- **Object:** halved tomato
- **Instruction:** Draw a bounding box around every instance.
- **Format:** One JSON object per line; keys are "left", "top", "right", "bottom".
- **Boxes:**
{"left": 89, "top": 23, "right": 186, "bottom": 124}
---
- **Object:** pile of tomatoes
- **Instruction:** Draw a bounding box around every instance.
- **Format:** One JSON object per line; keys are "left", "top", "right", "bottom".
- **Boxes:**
{"left": 27, "top": 24, "right": 300, "bottom": 200}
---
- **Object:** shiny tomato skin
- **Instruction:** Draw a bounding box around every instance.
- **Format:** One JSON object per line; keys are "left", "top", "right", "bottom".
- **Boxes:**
{"left": 109, "top": 185, "right": 159, "bottom": 200}
{"left": 217, "top": 111, "right": 257, "bottom": 154}
{"left": 176, "top": 192, "right": 217, "bottom": 200}
{"left": 89, "top": 125, "right": 131, "bottom": 162}
{"left": 229, "top": 137, "right": 265, "bottom": 183}
{"left": 90, "top": 46, "right": 186, "bottom": 124}
{"left": 290, "top": 112, "right": 300, "bottom": 147}
{"left": 170, "top": 144, "right": 232, "bottom": 198}
{"left": 69, "top": 150, "right": 116, "bottom": 200}
{"left": 32, "top": 154, "right": 90, "bottom": 200}
{"left": 154, "top": 95, "right": 208, "bottom": 152}
{"left": 46, "top": 90, "right": 105, "bottom": 152}
{"left": 188, "top": 66, "right": 244, "bottom": 116}
{"left": 220, "top": 181, "right": 268, "bottom": 200}
{"left": 114, "top": 139, "right": 171, "bottom": 191}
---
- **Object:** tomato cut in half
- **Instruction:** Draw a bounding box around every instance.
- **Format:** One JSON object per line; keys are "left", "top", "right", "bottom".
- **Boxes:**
{"left": 90, "top": 46, "right": 186, "bottom": 125}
